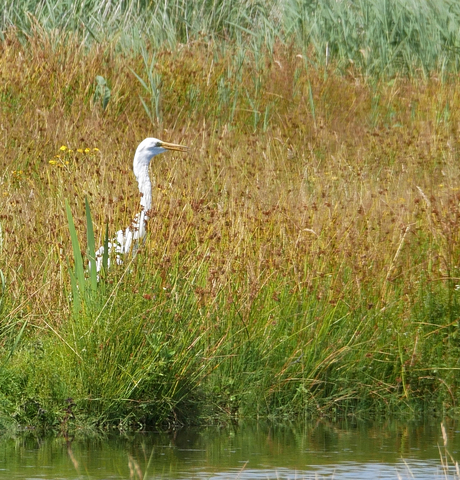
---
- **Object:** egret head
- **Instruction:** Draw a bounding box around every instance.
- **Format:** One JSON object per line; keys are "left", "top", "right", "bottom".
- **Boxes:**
{"left": 134, "top": 137, "right": 188, "bottom": 168}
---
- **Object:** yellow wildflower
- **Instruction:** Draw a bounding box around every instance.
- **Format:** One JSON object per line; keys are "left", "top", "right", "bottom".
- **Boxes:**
{"left": 77, "top": 149, "right": 84, "bottom": 153}
{"left": 84, "top": 148, "right": 90, "bottom": 153}
{"left": 60, "top": 145, "right": 67, "bottom": 151}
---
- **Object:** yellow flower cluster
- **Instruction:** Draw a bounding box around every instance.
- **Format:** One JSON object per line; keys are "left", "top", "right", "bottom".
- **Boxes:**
{"left": 49, "top": 146, "right": 100, "bottom": 168}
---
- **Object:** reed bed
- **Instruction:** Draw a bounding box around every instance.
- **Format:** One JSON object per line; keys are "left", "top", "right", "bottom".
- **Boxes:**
{"left": 0, "top": 1, "right": 459, "bottom": 430}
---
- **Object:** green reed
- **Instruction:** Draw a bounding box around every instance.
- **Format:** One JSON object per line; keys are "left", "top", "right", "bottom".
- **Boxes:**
{"left": 4, "top": 0, "right": 460, "bottom": 75}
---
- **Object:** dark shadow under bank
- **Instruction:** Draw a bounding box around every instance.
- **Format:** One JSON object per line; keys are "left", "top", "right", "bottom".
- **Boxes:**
{"left": 0, "top": 385, "right": 455, "bottom": 435}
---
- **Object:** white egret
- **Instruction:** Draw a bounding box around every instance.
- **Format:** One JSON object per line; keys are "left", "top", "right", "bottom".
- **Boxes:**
{"left": 95, "top": 137, "right": 187, "bottom": 272}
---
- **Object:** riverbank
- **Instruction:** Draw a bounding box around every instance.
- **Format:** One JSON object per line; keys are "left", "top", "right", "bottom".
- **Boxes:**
{"left": 1, "top": 1, "right": 460, "bottom": 431}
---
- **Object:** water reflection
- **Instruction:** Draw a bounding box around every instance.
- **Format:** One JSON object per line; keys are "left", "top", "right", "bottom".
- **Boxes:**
{"left": 0, "top": 419, "right": 458, "bottom": 479}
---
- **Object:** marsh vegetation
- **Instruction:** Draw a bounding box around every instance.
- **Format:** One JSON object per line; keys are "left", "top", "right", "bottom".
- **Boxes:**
{"left": 0, "top": 0, "right": 460, "bottom": 430}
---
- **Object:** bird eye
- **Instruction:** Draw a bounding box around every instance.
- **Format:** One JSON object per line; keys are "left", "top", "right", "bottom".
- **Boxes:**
{"left": 155, "top": 141, "right": 162, "bottom": 147}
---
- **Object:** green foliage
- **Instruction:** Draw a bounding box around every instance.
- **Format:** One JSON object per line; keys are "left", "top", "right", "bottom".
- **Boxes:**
{"left": 93, "top": 75, "right": 111, "bottom": 112}
{"left": 130, "top": 46, "right": 163, "bottom": 124}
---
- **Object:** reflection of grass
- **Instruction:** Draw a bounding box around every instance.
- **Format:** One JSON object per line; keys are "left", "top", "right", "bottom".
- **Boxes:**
{"left": 123, "top": 423, "right": 460, "bottom": 480}
{"left": 395, "top": 424, "right": 460, "bottom": 480}
{"left": 437, "top": 422, "right": 460, "bottom": 478}
{"left": 0, "top": 17, "right": 460, "bottom": 429}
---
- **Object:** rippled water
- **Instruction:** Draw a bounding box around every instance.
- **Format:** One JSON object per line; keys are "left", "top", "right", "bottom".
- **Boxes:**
{"left": 0, "top": 420, "right": 458, "bottom": 479}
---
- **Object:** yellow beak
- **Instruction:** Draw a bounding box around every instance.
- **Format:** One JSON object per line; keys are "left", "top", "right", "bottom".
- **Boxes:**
{"left": 160, "top": 141, "right": 188, "bottom": 152}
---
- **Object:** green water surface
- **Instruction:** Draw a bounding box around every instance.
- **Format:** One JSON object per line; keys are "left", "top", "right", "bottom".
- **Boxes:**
{"left": 0, "top": 420, "right": 458, "bottom": 479}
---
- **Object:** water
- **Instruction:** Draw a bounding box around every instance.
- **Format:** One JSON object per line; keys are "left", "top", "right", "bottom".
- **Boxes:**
{"left": 0, "top": 420, "right": 458, "bottom": 479}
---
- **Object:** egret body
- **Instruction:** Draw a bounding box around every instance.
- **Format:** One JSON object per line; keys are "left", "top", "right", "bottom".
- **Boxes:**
{"left": 95, "top": 137, "right": 187, "bottom": 272}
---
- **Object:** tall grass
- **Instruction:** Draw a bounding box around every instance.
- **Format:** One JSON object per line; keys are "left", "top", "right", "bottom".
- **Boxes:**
{"left": 284, "top": 0, "right": 460, "bottom": 75}
{"left": 3, "top": 0, "right": 460, "bottom": 75}
{"left": 0, "top": 3, "right": 460, "bottom": 429}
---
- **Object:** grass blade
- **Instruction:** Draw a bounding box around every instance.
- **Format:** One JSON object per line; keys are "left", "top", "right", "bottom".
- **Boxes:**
{"left": 65, "top": 199, "right": 85, "bottom": 299}
{"left": 102, "top": 222, "right": 109, "bottom": 274}
{"left": 0, "top": 270, "right": 5, "bottom": 316}
{"left": 85, "top": 197, "right": 98, "bottom": 291}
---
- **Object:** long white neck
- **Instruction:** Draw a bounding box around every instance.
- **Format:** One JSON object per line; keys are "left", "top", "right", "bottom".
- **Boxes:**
{"left": 135, "top": 163, "right": 152, "bottom": 214}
